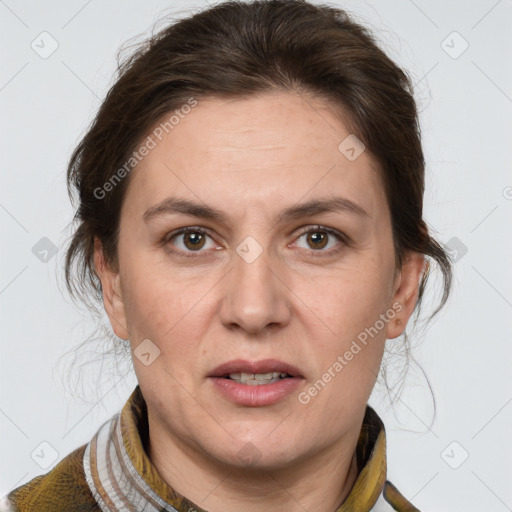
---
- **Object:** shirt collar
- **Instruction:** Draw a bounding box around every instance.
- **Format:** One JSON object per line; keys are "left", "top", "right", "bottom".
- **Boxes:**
{"left": 84, "top": 385, "right": 387, "bottom": 512}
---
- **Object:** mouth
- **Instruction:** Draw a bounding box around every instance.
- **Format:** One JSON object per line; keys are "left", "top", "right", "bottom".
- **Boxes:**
{"left": 208, "top": 359, "right": 303, "bottom": 384}
{"left": 208, "top": 359, "right": 304, "bottom": 406}
{"left": 223, "top": 371, "right": 292, "bottom": 385}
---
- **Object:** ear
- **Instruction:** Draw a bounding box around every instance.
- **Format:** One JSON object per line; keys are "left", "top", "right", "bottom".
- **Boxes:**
{"left": 386, "top": 252, "right": 426, "bottom": 339}
{"left": 93, "top": 237, "right": 129, "bottom": 340}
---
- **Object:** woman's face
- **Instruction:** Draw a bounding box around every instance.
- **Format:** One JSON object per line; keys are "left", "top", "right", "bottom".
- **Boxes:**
{"left": 97, "top": 91, "right": 423, "bottom": 471}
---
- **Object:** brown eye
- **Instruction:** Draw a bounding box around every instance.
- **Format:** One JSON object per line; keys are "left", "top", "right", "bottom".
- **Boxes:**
{"left": 294, "top": 226, "right": 345, "bottom": 255}
{"left": 166, "top": 227, "right": 217, "bottom": 256}
{"left": 182, "top": 232, "right": 206, "bottom": 251}
{"left": 306, "top": 231, "right": 329, "bottom": 250}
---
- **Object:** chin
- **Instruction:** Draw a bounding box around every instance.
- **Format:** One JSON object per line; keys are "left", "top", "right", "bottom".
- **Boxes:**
{"left": 201, "top": 435, "right": 305, "bottom": 472}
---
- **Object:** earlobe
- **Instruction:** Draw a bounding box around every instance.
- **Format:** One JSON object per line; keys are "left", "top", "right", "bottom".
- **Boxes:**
{"left": 386, "top": 252, "right": 426, "bottom": 340}
{"left": 93, "top": 238, "right": 129, "bottom": 340}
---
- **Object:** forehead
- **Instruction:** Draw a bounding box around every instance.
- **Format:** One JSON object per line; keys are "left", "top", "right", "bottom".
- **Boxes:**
{"left": 123, "top": 91, "right": 386, "bottom": 221}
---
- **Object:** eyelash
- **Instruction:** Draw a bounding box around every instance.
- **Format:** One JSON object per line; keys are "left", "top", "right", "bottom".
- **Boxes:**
{"left": 163, "top": 225, "right": 347, "bottom": 259}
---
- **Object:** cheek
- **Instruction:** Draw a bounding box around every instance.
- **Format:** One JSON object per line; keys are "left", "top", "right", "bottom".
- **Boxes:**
{"left": 308, "top": 263, "right": 393, "bottom": 339}
{"left": 300, "top": 276, "right": 389, "bottom": 413}
{"left": 294, "top": 255, "right": 394, "bottom": 391}
{"left": 120, "top": 256, "right": 212, "bottom": 363}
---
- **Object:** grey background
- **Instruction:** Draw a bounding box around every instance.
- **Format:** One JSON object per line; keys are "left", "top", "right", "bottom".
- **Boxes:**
{"left": 1, "top": 0, "right": 511, "bottom": 510}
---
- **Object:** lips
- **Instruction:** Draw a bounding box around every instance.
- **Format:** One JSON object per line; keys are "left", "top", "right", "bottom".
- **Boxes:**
{"left": 208, "top": 359, "right": 303, "bottom": 378}
{"left": 207, "top": 359, "right": 304, "bottom": 406}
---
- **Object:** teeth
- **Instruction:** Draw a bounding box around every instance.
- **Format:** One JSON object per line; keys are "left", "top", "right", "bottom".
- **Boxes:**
{"left": 255, "top": 372, "right": 275, "bottom": 380}
{"left": 228, "top": 372, "right": 289, "bottom": 385}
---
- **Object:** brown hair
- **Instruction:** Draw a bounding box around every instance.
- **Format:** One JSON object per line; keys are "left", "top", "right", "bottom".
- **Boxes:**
{"left": 65, "top": 0, "right": 452, "bottom": 333}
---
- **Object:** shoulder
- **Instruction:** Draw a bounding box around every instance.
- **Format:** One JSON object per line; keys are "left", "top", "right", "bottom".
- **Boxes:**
{"left": 4, "top": 444, "right": 100, "bottom": 512}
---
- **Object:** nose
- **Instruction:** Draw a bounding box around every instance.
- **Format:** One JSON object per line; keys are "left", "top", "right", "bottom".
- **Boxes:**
{"left": 218, "top": 243, "right": 291, "bottom": 335}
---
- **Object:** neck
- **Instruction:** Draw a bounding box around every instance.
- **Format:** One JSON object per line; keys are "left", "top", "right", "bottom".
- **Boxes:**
{"left": 148, "top": 421, "right": 361, "bottom": 512}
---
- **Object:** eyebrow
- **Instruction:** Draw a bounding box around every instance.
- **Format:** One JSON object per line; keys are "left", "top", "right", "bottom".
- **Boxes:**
{"left": 143, "top": 196, "right": 370, "bottom": 225}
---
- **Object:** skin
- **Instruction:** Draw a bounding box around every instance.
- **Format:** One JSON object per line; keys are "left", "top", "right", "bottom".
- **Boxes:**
{"left": 94, "top": 91, "right": 425, "bottom": 512}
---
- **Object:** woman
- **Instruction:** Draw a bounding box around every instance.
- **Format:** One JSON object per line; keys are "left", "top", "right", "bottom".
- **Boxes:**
{"left": 5, "top": 0, "right": 452, "bottom": 510}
